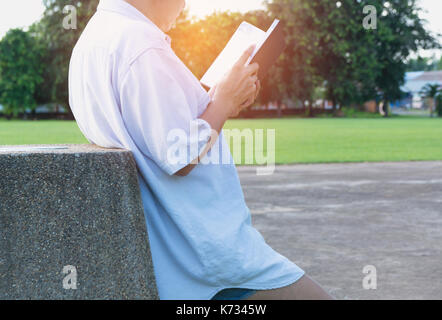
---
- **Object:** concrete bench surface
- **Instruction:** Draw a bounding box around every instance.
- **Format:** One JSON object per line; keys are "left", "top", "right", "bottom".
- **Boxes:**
{"left": 0, "top": 144, "right": 158, "bottom": 299}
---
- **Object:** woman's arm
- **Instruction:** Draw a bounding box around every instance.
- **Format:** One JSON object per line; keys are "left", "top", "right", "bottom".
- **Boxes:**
{"left": 175, "top": 46, "right": 261, "bottom": 177}
{"left": 174, "top": 98, "right": 230, "bottom": 177}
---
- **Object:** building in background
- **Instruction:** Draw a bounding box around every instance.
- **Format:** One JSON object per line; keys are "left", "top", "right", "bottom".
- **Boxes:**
{"left": 393, "top": 71, "right": 442, "bottom": 109}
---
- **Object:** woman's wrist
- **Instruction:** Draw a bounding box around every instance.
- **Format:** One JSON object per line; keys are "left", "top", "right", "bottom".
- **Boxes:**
{"left": 199, "top": 97, "right": 233, "bottom": 134}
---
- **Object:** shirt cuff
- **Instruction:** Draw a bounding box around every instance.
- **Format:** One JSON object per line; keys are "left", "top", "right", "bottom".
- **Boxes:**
{"left": 162, "top": 118, "right": 213, "bottom": 176}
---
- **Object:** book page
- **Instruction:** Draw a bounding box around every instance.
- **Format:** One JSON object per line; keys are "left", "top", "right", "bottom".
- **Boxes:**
{"left": 201, "top": 22, "right": 266, "bottom": 88}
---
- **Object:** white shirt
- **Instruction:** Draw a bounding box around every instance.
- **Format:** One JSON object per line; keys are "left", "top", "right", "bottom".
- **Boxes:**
{"left": 69, "top": 0, "right": 304, "bottom": 299}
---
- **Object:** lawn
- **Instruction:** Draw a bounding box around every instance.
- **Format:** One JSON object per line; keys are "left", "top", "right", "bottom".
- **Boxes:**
{"left": 1, "top": 117, "right": 441, "bottom": 164}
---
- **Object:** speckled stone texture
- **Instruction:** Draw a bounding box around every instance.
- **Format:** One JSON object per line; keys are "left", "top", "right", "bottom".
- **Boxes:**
{"left": 0, "top": 144, "right": 159, "bottom": 300}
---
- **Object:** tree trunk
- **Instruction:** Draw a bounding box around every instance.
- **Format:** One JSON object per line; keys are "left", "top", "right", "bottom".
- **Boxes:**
{"left": 21, "top": 107, "right": 27, "bottom": 120}
{"left": 383, "top": 100, "right": 389, "bottom": 117}
{"left": 307, "top": 101, "right": 313, "bottom": 117}
{"left": 430, "top": 98, "right": 434, "bottom": 118}
{"left": 332, "top": 99, "right": 337, "bottom": 116}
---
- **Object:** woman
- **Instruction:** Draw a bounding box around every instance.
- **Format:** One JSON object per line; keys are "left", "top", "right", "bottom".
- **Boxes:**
{"left": 69, "top": 0, "right": 333, "bottom": 300}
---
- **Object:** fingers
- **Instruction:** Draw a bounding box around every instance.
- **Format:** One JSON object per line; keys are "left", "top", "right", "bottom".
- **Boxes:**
{"left": 243, "top": 79, "right": 258, "bottom": 102}
{"left": 251, "top": 82, "right": 257, "bottom": 95}
{"left": 243, "top": 96, "right": 254, "bottom": 108}
{"left": 239, "top": 99, "right": 251, "bottom": 110}
{"left": 241, "top": 88, "right": 257, "bottom": 108}
{"left": 245, "top": 62, "right": 259, "bottom": 76}
{"left": 247, "top": 80, "right": 261, "bottom": 105}
{"left": 250, "top": 74, "right": 258, "bottom": 83}
{"left": 235, "top": 45, "right": 256, "bottom": 68}
{"left": 244, "top": 74, "right": 258, "bottom": 88}
{"left": 234, "top": 83, "right": 258, "bottom": 117}
{"left": 255, "top": 80, "right": 261, "bottom": 99}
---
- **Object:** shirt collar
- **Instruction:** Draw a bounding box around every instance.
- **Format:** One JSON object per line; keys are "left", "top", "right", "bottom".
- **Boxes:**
{"left": 97, "top": 0, "right": 172, "bottom": 45}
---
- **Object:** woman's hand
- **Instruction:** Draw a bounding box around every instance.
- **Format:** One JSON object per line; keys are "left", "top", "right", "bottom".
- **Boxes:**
{"left": 231, "top": 79, "right": 261, "bottom": 117}
{"left": 211, "top": 45, "right": 260, "bottom": 118}
{"left": 184, "top": 47, "right": 261, "bottom": 177}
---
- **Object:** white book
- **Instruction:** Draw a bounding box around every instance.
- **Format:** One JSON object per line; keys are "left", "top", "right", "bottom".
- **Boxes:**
{"left": 201, "top": 19, "right": 282, "bottom": 89}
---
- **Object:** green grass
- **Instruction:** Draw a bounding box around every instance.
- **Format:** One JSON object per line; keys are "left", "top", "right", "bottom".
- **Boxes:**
{"left": 0, "top": 119, "right": 89, "bottom": 145}
{"left": 1, "top": 117, "right": 442, "bottom": 164}
{"left": 223, "top": 117, "right": 442, "bottom": 164}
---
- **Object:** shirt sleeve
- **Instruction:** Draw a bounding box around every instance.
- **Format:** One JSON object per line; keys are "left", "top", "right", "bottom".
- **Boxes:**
{"left": 119, "top": 48, "right": 213, "bottom": 176}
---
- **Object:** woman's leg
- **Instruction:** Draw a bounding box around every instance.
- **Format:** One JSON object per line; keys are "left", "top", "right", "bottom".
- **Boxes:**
{"left": 245, "top": 274, "right": 334, "bottom": 300}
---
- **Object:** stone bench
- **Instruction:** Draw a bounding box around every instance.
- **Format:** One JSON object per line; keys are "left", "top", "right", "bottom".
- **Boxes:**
{"left": 0, "top": 144, "right": 158, "bottom": 299}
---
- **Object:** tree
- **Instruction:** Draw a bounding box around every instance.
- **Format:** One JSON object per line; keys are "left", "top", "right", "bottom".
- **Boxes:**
{"left": 316, "top": 0, "right": 380, "bottom": 111}
{"left": 1, "top": 0, "right": 438, "bottom": 119}
{"left": 169, "top": 10, "right": 275, "bottom": 111}
{"left": 170, "top": 10, "right": 273, "bottom": 78}
{"left": 0, "top": 29, "right": 45, "bottom": 119}
{"left": 266, "top": 0, "right": 381, "bottom": 113}
{"left": 32, "top": 0, "right": 99, "bottom": 115}
{"left": 406, "top": 56, "right": 439, "bottom": 72}
{"left": 266, "top": 0, "right": 439, "bottom": 116}
{"left": 420, "top": 83, "right": 441, "bottom": 117}
{"left": 169, "top": 10, "right": 247, "bottom": 79}
{"left": 371, "top": 0, "right": 440, "bottom": 117}
{"left": 266, "top": 0, "right": 321, "bottom": 113}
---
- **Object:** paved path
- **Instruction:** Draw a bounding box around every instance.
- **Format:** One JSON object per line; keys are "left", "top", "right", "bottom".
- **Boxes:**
{"left": 237, "top": 162, "right": 442, "bottom": 299}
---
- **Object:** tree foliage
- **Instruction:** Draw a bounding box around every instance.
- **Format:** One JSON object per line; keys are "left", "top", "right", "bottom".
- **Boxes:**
{"left": 0, "top": 29, "right": 45, "bottom": 117}
{"left": 406, "top": 56, "right": 442, "bottom": 72}
{"left": 420, "top": 83, "right": 441, "bottom": 117}
{"left": 0, "top": 0, "right": 439, "bottom": 119}
{"left": 265, "top": 0, "right": 439, "bottom": 115}
{"left": 32, "top": 0, "right": 98, "bottom": 111}
{"left": 169, "top": 10, "right": 275, "bottom": 107}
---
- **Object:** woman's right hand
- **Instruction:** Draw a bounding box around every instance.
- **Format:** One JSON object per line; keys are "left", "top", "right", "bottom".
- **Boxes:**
{"left": 211, "top": 45, "right": 260, "bottom": 118}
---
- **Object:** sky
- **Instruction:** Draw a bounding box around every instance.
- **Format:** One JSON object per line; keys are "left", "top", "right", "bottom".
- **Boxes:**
{"left": 0, "top": 0, "right": 440, "bottom": 57}
{"left": 418, "top": 0, "right": 442, "bottom": 58}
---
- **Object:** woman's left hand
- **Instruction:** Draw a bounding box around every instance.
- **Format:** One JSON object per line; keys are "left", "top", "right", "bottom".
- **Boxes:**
{"left": 208, "top": 76, "right": 261, "bottom": 117}
{"left": 241, "top": 79, "right": 261, "bottom": 108}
